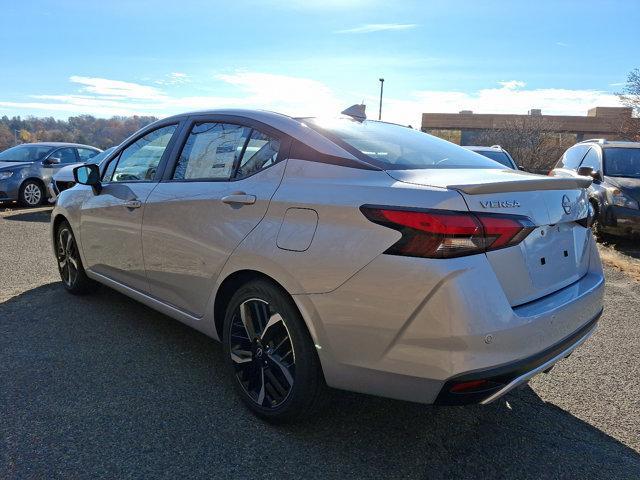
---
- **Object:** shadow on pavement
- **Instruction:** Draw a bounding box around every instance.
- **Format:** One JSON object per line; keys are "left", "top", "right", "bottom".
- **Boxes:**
{"left": 1, "top": 283, "right": 638, "bottom": 479}
{"left": 1, "top": 208, "right": 52, "bottom": 223}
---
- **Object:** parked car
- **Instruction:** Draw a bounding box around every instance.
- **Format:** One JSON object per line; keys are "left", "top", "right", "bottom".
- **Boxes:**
{"left": 48, "top": 147, "right": 117, "bottom": 202}
{"left": 0, "top": 142, "right": 101, "bottom": 207}
{"left": 51, "top": 108, "right": 604, "bottom": 422}
{"left": 550, "top": 139, "right": 640, "bottom": 238}
{"left": 463, "top": 145, "right": 519, "bottom": 169}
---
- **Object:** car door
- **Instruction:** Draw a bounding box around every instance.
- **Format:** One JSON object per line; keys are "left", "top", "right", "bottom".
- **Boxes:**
{"left": 79, "top": 122, "right": 181, "bottom": 293}
{"left": 41, "top": 147, "right": 79, "bottom": 185}
{"left": 141, "top": 116, "right": 289, "bottom": 317}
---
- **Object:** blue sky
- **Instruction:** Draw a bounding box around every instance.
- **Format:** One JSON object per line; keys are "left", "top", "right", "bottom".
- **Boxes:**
{"left": 0, "top": 0, "right": 637, "bottom": 126}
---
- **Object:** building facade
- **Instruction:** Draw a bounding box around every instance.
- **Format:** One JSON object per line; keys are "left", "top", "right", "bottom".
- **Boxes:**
{"left": 422, "top": 107, "right": 638, "bottom": 145}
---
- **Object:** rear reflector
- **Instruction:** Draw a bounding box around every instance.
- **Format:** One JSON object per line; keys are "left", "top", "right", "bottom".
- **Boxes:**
{"left": 361, "top": 206, "right": 535, "bottom": 259}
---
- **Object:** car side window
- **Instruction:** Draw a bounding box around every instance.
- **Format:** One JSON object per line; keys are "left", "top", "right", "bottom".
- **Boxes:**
{"left": 173, "top": 123, "right": 251, "bottom": 180}
{"left": 234, "top": 129, "right": 280, "bottom": 180}
{"left": 109, "top": 125, "right": 177, "bottom": 183}
{"left": 560, "top": 145, "right": 589, "bottom": 170}
{"left": 579, "top": 148, "right": 601, "bottom": 172}
{"left": 52, "top": 147, "right": 79, "bottom": 164}
{"left": 77, "top": 148, "right": 99, "bottom": 162}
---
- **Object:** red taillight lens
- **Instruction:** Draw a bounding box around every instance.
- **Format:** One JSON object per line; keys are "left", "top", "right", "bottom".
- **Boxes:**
{"left": 361, "top": 206, "right": 534, "bottom": 259}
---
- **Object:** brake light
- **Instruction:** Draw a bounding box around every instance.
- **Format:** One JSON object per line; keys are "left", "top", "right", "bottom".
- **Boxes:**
{"left": 360, "top": 206, "right": 534, "bottom": 259}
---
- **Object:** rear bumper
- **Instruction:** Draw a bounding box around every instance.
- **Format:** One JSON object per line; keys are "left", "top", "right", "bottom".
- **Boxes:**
{"left": 602, "top": 205, "right": 640, "bottom": 237}
{"left": 434, "top": 309, "right": 600, "bottom": 405}
{"left": 299, "top": 235, "right": 605, "bottom": 405}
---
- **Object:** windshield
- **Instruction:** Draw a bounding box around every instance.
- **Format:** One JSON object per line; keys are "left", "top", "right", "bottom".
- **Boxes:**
{"left": 88, "top": 147, "right": 116, "bottom": 166}
{"left": 0, "top": 145, "right": 55, "bottom": 162}
{"left": 604, "top": 148, "right": 640, "bottom": 178}
{"left": 473, "top": 150, "right": 514, "bottom": 168}
{"left": 306, "top": 118, "right": 504, "bottom": 170}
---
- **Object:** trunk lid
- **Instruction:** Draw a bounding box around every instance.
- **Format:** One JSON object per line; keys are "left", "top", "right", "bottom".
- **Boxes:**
{"left": 387, "top": 168, "right": 593, "bottom": 306}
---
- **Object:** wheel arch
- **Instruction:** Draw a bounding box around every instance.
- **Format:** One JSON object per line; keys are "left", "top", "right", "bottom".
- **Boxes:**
{"left": 214, "top": 269, "right": 289, "bottom": 340}
{"left": 212, "top": 268, "right": 321, "bottom": 349}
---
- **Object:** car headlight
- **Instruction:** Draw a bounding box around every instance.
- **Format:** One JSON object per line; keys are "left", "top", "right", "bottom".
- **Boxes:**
{"left": 0, "top": 171, "right": 13, "bottom": 180}
{"left": 609, "top": 188, "right": 639, "bottom": 210}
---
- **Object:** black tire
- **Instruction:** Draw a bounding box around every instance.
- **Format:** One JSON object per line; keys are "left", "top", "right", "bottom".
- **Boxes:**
{"left": 18, "top": 180, "right": 44, "bottom": 207}
{"left": 223, "top": 279, "right": 325, "bottom": 423}
{"left": 55, "top": 220, "right": 97, "bottom": 295}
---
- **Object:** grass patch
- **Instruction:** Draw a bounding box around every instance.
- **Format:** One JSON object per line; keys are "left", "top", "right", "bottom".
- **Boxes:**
{"left": 598, "top": 243, "right": 640, "bottom": 282}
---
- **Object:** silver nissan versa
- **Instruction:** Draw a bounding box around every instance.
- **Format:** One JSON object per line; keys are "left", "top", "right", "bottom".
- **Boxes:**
{"left": 51, "top": 108, "right": 605, "bottom": 422}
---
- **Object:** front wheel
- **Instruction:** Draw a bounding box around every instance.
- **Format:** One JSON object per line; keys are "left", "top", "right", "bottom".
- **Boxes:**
{"left": 19, "top": 180, "right": 44, "bottom": 207}
{"left": 223, "top": 279, "right": 325, "bottom": 422}
{"left": 55, "top": 221, "right": 96, "bottom": 294}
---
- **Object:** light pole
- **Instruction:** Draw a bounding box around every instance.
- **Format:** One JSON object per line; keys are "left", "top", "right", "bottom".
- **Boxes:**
{"left": 14, "top": 129, "right": 19, "bottom": 145}
{"left": 378, "top": 78, "right": 384, "bottom": 120}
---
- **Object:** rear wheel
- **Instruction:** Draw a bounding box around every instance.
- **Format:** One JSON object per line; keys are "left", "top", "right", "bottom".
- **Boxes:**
{"left": 19, "top": 180, "right": 44, "bottom": 207}
{"left": 55, "top": 221, "right": 96, "bottom": 294}
{"left": 223, "top": 279, "right": 324, "bottom": 422}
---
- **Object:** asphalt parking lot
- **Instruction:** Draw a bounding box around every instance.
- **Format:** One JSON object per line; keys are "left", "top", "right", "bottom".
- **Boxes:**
{"left": 1, "top": 206, "right": 639, "bottom": 480}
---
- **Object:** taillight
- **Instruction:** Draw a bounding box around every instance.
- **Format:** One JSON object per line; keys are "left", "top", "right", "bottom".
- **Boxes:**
{"left": 360, "top": 206, "right": 535, "bottom": 259}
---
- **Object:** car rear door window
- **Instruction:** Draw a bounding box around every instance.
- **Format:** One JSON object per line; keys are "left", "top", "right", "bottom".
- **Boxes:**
{"left": 109, "top": 125, "right": 177, "bottom": 182}
{"left": 173, "top": 123, "right": 251, "bottom": 180}
{"left": 77, "top": 148, "right": 99, "bottom": 162}
{"left": 53, "top": 147, "right": 79, "bottom": 164}
{"left": 234, "top": 130, "right": 280, "bottom": 179}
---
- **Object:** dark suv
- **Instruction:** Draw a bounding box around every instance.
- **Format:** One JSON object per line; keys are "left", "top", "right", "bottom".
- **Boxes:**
{"left": 0, "top": 142, "right": 101, "bottom": 207}
{"left": 550, "top": 139, "right": 640, "bottom": 238}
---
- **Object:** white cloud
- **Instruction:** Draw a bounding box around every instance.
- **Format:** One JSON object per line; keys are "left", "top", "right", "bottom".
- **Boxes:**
{"left": 556, "top": 41, "right": 570, "bottom": 47}
{"left": 0, "top": 76, "right": 623, "bottom": 131}
{"left": 380, "top": 82, "right": 623, "bottom": 127}
{"left": 0, "top": 72, "right": 343, "bottom": 118}
{"left": 335, "top": 23, "right": 417, "bottom": 34}
{"left": 155, "top": 72, "right": 190, "bottom": 85}
{"left": 215, "top": 71, "right": 341, "bottom": 116}
{"left": 69, "top": 76, "right": 165, "bottom": 100}
{"left": 498, "top": 80, "right": 526, "bottom": 90}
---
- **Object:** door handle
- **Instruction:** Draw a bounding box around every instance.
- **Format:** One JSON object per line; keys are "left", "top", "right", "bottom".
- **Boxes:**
{"left": 221, "top": 193, "right": 256, "bottom": 205}
{"left": 123, "top": 199, "right": 142, "bottom": 209}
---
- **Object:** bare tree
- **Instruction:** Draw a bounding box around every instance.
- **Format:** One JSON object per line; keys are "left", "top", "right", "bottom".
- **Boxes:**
{"left": 616, "top": 68, "right": 640, "bottom": 141}
{"left": 475, "top": 116, "right": 573, "bottom": 173}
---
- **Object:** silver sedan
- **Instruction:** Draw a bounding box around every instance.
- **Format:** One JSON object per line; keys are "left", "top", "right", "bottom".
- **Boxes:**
{"left": 51, "top": 108, "right": 604, "bottom": 422}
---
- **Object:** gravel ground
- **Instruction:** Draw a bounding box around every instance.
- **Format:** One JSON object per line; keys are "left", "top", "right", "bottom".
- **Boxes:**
{"left": 1, "top": 206, "right": 639, "bottom": 480}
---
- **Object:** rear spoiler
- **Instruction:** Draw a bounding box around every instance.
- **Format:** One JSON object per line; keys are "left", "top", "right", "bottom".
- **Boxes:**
{"left": 448, "top": 176, "right": 592, "bottom": 195}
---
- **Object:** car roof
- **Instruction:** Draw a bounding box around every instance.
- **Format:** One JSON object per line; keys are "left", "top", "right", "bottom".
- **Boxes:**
{"left": 578, "top": 139, "right": 640, "bottom": 149}
{"left": 18, "top": 142, "right": 101, "bottom": 149}
{"left": 601, "top": 141, "right": 640, "bottom": 149}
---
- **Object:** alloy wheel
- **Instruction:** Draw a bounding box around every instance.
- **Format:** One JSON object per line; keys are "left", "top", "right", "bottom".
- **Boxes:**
{"left": 57, "top": 228, "right": 79, "bottom": 287}
{"left": 23, "top": 183, "right": 42, "bottom": 206}
{"left": 229, "top": 298, "right": 296, "bottom": 409}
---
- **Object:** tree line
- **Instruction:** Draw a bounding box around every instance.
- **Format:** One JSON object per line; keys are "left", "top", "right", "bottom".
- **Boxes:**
{"left": 0, "top": 115, "right": 158, "bottom": 152}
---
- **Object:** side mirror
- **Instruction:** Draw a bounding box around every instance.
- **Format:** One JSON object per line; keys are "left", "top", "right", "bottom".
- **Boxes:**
{"left": 577, "top": 166, "right": 602, "bottom": 182}
{"left": 73, "top": 164, "right": 101, "bottom": 194}
{"left": 46, "top": 157, "right": 61, "bottom": 165}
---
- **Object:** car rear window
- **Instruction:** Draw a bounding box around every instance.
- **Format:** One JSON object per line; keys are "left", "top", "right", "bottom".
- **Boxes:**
{"left": 306, "top": 118, "right": 503, "bottom": 170}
